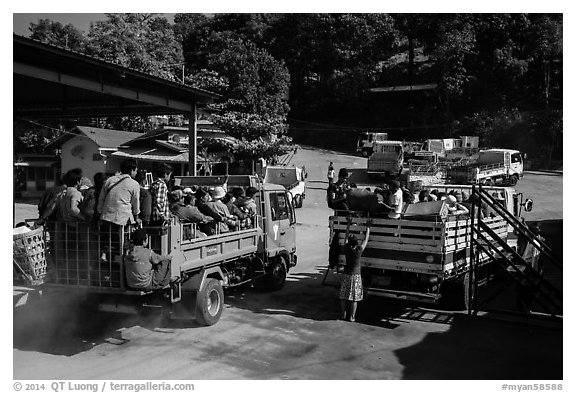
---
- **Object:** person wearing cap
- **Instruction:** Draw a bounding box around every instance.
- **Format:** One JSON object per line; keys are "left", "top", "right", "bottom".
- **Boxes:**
{"left": 125, "top": 228, "right": 174, "bottom": 290}
{"left": 196, "top": 187, "right": 231, "bottom": 235}
{"left": 169, "top": 190, "right": 213, "bottom": 228}
{"left": 211, "top": 186, "right": 238, "bottom": 230}
{"left": 445, "top": 194, "right": 469, "bottom": 216}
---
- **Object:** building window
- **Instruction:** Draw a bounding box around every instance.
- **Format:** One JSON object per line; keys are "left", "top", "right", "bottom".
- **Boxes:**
{"left": 47, "top": 168, "right": 54, "bottom": 181}
{"left": 27, "top": 167, "right": 35, "bottom": 181}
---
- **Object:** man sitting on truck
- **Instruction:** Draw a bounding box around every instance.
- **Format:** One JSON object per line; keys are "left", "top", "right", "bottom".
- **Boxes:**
{"left": 236, "top": 186, "right": 258, "bottom": 216}
{"left": 196, "top": 188, "right": 233, "bottom": 235}
{"left": 125, "top": 229, "right": 174, "bottom": 291}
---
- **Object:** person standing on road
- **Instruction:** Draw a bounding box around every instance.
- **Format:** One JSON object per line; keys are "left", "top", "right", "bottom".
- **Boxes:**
{"left": 327, "top": 162, "right": 335, "bottom": 185}
{"left": 339, "top": 217, "right": 371, "bottom": 322}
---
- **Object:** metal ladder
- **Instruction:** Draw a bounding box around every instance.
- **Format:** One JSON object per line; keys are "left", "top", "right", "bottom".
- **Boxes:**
{"left": 468, "top": 186, "right": 562, "bottom": 317}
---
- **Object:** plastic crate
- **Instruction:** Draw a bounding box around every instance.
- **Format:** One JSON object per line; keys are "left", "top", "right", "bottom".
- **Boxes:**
{"left": 13, "top": 226, "right": 47, "bottom": 282}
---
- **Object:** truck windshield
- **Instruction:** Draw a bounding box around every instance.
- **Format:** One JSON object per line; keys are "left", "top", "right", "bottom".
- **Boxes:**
{"left": 270, "top": 192, "right": 289, "bottom": 221}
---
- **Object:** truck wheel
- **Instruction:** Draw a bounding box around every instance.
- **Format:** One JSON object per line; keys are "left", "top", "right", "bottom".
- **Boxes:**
{"left": 266, "top": 257, "right": 287, "bottom": 291}
{"left": 195, "top": 278, "right": 224, "bottom": 326}
{"left": 362, "top": 149, "right": 370, "bottom": 157}
{"left": 509, "top": 175, "right": 518, "bottom": 186}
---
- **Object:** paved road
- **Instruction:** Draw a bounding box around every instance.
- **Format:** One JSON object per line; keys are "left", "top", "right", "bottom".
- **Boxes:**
{"left": 13, "top": 146, "right": 563, "bottom": 380}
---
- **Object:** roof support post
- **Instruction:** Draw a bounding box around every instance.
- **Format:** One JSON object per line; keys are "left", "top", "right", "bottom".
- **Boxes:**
{"left": 188, "top": 104, "right": 197, "bottom": 176}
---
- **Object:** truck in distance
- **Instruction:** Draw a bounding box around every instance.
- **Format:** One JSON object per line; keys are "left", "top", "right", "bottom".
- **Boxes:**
{"left": 447, "top": 148, "right": 524, "bottom": 186}
{"left": 367, "top": 140, "right": 404, "bottom": 178}
{"left": 264, "top": 165, "right": 307, "bottom": 208}
{"left": 357, "top": 132, "right": 388, "bottom": 157}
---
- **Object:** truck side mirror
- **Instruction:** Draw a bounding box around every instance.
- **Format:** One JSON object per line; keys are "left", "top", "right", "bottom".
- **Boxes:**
{"left": 524, "top": 198, "right": 533, "bottom": 212}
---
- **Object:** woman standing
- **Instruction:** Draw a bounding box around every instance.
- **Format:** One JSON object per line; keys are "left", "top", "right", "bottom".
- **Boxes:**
{"left": 339, "top": 218, "right": 371, "bottom": 322}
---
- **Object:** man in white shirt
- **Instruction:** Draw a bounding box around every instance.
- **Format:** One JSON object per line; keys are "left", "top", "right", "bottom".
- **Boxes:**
{"left": 379, "top": 180, "right": 403, "bottom": 219}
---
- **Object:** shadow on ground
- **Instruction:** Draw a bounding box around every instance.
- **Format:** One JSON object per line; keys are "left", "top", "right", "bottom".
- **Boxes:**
{"left": 13, "top": 291, "right": 199, "bottom": 356}
{"left": 395, "top": 312, "right": 562, "bottom": 379}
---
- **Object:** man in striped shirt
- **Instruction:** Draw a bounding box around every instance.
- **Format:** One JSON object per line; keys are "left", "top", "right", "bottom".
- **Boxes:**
{"left": 150, "top": 163, "right": 173, "bottom": 225}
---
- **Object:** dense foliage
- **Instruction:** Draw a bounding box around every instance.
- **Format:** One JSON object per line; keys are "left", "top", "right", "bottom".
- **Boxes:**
{"left": 20, "top": 13, "right": 562, "bottom": 167}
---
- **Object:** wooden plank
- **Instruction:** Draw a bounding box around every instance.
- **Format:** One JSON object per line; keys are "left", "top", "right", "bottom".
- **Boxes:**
{"left": 361, "top": 257, "right": 445, "bottom": 274}
{"left": 364, "top": 240, "right": 442, "bottom": 253}
{"left": 330, "top": 217, "right": 441, "bottom": 228}
{"left": 332, "top": 224, "right": 441, "bottom": 238}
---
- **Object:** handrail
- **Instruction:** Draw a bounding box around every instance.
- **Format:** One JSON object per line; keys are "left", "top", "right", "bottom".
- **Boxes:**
{"left": 476, "top": 220, "right": 563, "bottom": 306}
{"left": 471, "top": 236, "right": 560, "bottom": 316}
{"left": 475, "top": 185, "right": 562, "bottom": 270}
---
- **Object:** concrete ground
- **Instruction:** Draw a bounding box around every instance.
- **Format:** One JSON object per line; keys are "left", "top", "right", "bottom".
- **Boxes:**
{"left": 13, "top": 146, "right": 563, "bottom": 380}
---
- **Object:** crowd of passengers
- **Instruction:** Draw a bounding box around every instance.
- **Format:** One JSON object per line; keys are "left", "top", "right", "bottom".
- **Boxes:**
{"left": 37, "top": 159, "right": 258, "bottom": 239}
{"left": 326, "top": 166, "right": 498, "bottom": 219}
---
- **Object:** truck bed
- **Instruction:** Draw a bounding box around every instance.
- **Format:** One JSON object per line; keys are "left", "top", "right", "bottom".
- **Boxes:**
{"left": 330, "top": 215, "right": 508, "bottom": 276}
{"left": 43, "top": 221, "right": 261, "bottom": 293}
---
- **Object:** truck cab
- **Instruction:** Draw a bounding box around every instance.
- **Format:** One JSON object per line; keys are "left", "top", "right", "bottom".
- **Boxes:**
{"left": 357, "top": 132, "right": 388, "bottom": 157}
{"left": 263, "top": 165, "right": 307, "bottom": 208}
{"left": 367, "top": 140, "right": 404, "bottom": 177}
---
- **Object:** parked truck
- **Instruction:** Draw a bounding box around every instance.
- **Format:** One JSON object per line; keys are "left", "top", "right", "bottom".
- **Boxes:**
{"left": 367, "top": 140, "right": 404, "bottom": 178}
{"left": 328, "top": 184, "right": 532, "bottom": 307}
{"left": 39, "top": 175, "right": 297, "bottom": 326}
{"left": 447, "top": 148, "right": 524, "bottom": 186}
{"left": 356, "top": 132, "right": 388, "bottom": 157}
{"left": 264, "top": 165, "right": 307, "bottom": 208}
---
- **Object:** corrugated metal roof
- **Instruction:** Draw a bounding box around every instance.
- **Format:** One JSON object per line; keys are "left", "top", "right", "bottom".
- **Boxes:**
{"left": 47, "top": 126, "right": 142, "bottom": 149}
{"left": 76, "top": 127, "right": 142, "bottom": 148}
{"left": 112, "top": 146, "right": 203, "bottom": 163}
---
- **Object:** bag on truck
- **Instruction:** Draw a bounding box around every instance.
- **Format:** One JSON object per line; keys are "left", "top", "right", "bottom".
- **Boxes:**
{"left": 345, "top": 188, "right": 386, "bottom": 214}
{"left": 39, "top": 188, "right": 67, "bottom": 221}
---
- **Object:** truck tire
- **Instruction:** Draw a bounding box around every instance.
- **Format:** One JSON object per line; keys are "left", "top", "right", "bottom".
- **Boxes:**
{"left": 266, "top": 257, "right": 287, "bottom": 291}
{"left": 195, "top": 278, "right": 224, "bottom": 326}
{"left": 362, "top": 149, "right": 370, "bottom": 157}
{"left": 509, "top": 175, "right": 518, "bottom": 186}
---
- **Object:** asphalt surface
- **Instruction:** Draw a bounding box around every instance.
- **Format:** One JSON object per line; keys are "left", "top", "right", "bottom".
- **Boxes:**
{"left": 13, "top": 146, "right": 563, "bottom": 380}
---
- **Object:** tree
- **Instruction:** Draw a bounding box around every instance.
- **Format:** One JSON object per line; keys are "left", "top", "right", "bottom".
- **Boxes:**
{"left": 85, "top": 13, "right": 184, "bottom": 81}
{"left": 28, "top": 19, "right": 85, "bottom": 51}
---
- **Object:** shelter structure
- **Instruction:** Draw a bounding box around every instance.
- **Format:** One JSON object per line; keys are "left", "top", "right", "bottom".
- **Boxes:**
{"left": 13, "top": 34, "right": 219, "bottom": 176}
